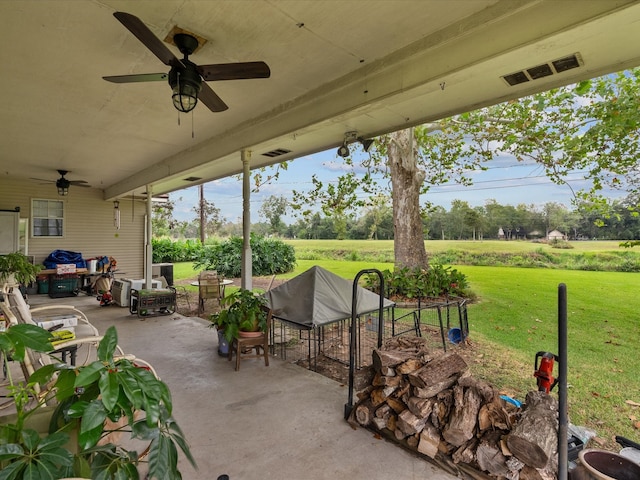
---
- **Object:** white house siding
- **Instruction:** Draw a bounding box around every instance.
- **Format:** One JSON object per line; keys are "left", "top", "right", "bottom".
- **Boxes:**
{"left": 0, "top": 178, "right": 145, "bottom": 278}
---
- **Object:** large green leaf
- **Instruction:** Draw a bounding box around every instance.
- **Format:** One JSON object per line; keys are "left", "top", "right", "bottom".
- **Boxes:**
{"left": 97, "top": 326, "right": 118, "bottom": 362}
{"left": 0, "top": 443, "right": 23, "bottom": 461}
{"left": 6, "top": 324, "right": 53, "bottom": 353}
{"left": 0, "top": 460, "right": 25, "bottom": 480}
{"left": 74, "top": 360, "right": 105, "bottom": 387}
{"left": 117, "top": 372, "right": 143, "bottom": 409}
{"left": 98, "top": 370, "right": 119, "bottom": 411}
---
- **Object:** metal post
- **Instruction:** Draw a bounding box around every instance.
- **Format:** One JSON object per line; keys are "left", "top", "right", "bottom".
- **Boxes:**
{"left": 558, "top": 283, "right": 568, "bottom": 480}
{"left": 345, "top": 269, "right": 384, "bottom": 420}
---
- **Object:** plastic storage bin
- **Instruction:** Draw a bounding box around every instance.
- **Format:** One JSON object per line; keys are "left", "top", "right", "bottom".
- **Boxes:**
{"left": 48, "top": 274, "right": 80, "bottom": 298}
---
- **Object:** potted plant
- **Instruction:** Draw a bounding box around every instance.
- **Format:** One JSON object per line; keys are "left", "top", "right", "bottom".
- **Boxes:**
{"left": 209, "top": 289, "right": 268, "bottom": 345}
{"left": 0, "top": 252, "right": 41, "bottom": 288}
{"left": 0, "top": 324, "right": 197, "bottom": 479}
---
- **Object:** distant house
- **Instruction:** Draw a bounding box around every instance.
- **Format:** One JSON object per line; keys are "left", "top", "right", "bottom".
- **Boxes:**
{"left": 547, "top": 229, "right": 567, "bottom": 241}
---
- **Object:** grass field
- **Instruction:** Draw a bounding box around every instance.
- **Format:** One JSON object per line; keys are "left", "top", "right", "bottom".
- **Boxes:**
{"left": 174, "top": 239, "right": 640, "bottom": 448}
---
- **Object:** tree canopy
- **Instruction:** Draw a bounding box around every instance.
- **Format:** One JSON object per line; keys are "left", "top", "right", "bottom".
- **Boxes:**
{"left": 290, "top": 68, "right": 640, "bottom": 266}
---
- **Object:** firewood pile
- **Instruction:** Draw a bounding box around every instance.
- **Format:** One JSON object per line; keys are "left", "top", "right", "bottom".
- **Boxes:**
{"left": 348, "top": 337, "right": 558, "bottom": 480}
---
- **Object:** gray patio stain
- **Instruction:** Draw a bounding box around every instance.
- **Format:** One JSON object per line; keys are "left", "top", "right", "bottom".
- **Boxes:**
{"left": 224, "top": 390, "right": 282, "bottom": 411}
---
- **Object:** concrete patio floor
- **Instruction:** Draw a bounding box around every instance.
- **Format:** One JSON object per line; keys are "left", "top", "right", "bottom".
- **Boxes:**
{"left": 27, "top": 293, "right": 458, "bottom": 480}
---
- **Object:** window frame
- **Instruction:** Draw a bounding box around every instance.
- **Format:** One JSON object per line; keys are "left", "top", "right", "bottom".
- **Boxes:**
{"left": 31, "top": 198, "right": 65, "bottom": 238}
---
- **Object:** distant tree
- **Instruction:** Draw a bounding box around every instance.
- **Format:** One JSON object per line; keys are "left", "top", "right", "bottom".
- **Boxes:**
{"left": 293, "top": 173, "right": 359, "bottom": 240}
{"left": 259, "top": 195, "right": 288, "bottom": 235}
{"left": 152, "top": 197, "right": 177, "bottom": 237}
{"left": 192, "top": 198, "right": 222, "bottom": 240}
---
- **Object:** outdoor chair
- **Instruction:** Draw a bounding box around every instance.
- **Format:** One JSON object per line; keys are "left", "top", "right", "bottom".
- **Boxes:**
{"left": 198, "top": 270, "right": 223, "bottom": 314}
{"left": 0, "top": 285, "right": 157, "bottom": 410}
{"left": 228, "top": 306, "right": 271, "bottom": 371}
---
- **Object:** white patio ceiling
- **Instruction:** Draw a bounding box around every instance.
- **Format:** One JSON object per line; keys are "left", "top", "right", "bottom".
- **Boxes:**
{"left": 1, "top": 0, "right": 639, "bottom": 200}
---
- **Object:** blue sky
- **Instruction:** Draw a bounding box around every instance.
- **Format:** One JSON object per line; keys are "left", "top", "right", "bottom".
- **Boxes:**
{"left": 169, "top": 148, "right": 616, "bottom": 224}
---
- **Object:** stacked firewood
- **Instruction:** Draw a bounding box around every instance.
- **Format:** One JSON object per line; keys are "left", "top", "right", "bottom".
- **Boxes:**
{"left": 349, "top": 337, "right": 558, "bottom": 480}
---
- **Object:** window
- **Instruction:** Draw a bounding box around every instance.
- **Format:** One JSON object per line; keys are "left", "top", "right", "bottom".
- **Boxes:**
{"left": 31, "top": 199, "right": 64, "bottom": 237}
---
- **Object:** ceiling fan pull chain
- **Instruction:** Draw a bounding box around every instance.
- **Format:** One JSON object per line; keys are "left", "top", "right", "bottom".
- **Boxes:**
{"left": 192, "top": 111, "right": 195, "bottom": 139}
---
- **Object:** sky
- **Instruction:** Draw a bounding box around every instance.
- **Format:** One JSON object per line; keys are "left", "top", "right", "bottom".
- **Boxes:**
{"left": 169, "top": 147, "right": 621, "bottom": 224}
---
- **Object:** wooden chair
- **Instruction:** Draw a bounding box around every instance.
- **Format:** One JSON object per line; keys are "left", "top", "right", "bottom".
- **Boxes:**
{"left": 228, "top": 306, "right": 271, "bottom": 371}
{"left": 198, "top": 270, "right": 223, "bottom": 314}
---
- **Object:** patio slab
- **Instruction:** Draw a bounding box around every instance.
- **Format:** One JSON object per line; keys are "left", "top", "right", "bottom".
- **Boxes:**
{"left": 28, "top": 293, "right": 457, "bottom": 480}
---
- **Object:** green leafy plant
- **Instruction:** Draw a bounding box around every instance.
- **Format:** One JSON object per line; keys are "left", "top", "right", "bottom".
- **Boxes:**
{"left": 0, "top": 252, "right": 41, "bottom": 286}
{"left": 195, "top": 234, "right": 295, "bottom": 277}
{"left": 0, "top": 324, "right": 196, "bottom": 479}
{"left": 210, "top": 289, "right": 268, "bottom": 343}
{"left": 363, "top": 265, "right": 469, "bottom": 300}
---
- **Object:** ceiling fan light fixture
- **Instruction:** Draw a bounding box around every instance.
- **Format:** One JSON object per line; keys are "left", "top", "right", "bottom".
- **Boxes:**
{"left": 56, "top": 177, "right": 70, "bottom": 196}
{"left": 169, "top": 68, "right": 201, "bottom": 113}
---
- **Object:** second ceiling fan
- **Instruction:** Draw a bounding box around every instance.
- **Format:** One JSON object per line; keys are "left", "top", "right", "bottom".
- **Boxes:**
{"left": 103, "top": 12, "right": 271, "bottom": 113}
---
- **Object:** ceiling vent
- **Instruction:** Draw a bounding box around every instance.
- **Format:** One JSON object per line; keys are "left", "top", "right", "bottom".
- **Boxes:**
{"left": 261, "top": 148, "right": 292, "bottom": 158}
{"left": 502, "top": 53, "right": 583, "bottom": 86}
{"left": 184, "top": 176, "right": 202, "bottom": 182}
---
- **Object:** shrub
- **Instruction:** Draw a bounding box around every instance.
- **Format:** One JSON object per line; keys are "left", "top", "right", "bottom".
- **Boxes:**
{"left": 193, "top": 234, "right": 296, "bottom": 277}
{"left": 152, "top": 238, "right": 205, "bottom": 262}
{"left": 363, "top": 264, "right": 469, "bottom": 300}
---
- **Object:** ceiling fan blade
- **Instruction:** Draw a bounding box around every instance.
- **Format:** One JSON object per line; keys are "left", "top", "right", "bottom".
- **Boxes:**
{"left": 103, "top": 73, "right": 168, "bottom": 83}
{"left": 113, "top": 12, "right": 182, "bottom": 68}
{"left": 198, "top": 83, "right": 228, "bottom": 112}
{"left": 30, "top": 177, "right": 54, "bottom": 183}
{"left": 197, "top": 61, "right": 271, "bottom": 81}
{"left": 70, "top": 182, "right": 91, "bottom": 187}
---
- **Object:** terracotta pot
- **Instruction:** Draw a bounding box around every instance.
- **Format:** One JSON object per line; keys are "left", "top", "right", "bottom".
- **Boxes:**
{"left": 238, "top": 331, "right": 263, "bottom": 338}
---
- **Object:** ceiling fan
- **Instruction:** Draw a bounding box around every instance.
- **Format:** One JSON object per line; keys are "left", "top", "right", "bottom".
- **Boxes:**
{"left": 103, "top": 11, "right": 271, "bottom": 113}
{"left": 31, "top": 170, "right": 90, "bottom": 196}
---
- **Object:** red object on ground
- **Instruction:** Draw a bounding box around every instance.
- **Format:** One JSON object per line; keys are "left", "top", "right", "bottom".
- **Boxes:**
{"left": 534, "top": 351, "right": 559, "bottom": 393}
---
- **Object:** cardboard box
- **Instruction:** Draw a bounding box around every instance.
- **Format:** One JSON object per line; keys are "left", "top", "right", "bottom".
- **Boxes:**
{"left": 56, "top": 264, "right": 77, "bottom": 274}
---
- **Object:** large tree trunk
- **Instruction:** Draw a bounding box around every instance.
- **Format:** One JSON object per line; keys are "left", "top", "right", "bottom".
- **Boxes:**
{"left": 388, "top": 128, "right": 428, "bottom": 269}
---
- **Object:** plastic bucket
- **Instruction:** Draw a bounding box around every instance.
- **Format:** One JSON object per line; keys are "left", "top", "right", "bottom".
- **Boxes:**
{"left": 88, "top": 259, "right": 97, "bottom": 274}
{"left": 447, "top": 327, "right": 464, "bottom": 344}
{"left": 217, "top": 329, "right": 229, "bottom": 356}
{"left": 578, "top": 449, "right": 640, "bottom": 480}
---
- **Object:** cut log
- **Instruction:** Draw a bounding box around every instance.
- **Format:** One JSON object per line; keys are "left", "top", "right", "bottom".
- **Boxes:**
{"left": 442, "top": 385, "right": 482, "bottom": 447}
{"left": 407, "top": 434, "right": 419, "bottom": 448}
{"left": 506, "top": 391, "right": 558, "bottom": 469}
{"left": 386, "top": 397, "right": 407, "bottom": 414}
{"left": 431, "top": 389, "right": 454, "bottom": 429}
{"left": 398, "top": 409, "right": 428, "bottom": 436}
{"left": 452, "top": 438, "right": 478, "bottom": 465}
{"left": 407, "top": 352, "right": 468, "bottom": 389}
{"left": 458, "top": 375, "right": 499, "bottom": 403}
{"left": 386, "top": 414, "right": 397, "bottom": 432}
{"left": 375, "top": 403, "right": 392, "bottom": 420}
{"left": 372, "top": 348, "right": 416, "bottom": 371}
{"left": 476, "top": 431, "right": 510, "bottom": 477}
{"left": 478, "top": 397, "right": 511, "bottom": 432}
{"left": 372, "top": 371, "right": 401, "bottom": 387}
{"left": 355, "top": 400, "right": 375, "bottom": 426}
{"left": 396, "top": 358, "right": 423, "bottom": 374}
{"left": 372, "top": 417, "right": 387, "bottom": 430}
{"left": 417, "top": 422, "right": 441, "bottom": 458}
{"left": 371, "top": 385, "right": 400, "bottom": 406}
{"left": 407, "top": 396, "right": 434, "bottom": 418}
{"left": 413, "top": 374, "right": 460, "bottom": 399}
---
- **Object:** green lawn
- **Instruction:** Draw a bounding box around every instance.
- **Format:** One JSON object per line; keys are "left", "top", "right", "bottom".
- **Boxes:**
{"left": 173, "top": 239, "right": 640, "bottom": 447}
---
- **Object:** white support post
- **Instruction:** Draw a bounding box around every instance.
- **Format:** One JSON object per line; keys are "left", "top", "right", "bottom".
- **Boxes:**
{"left": 241, "top": 150, "right": 252, "bottom": 291}
{"left": 145, "top": 185, "right": 153, "bottom": 289}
